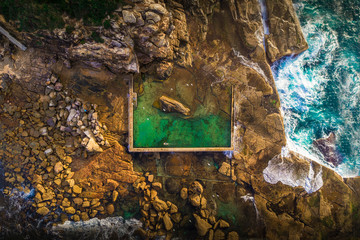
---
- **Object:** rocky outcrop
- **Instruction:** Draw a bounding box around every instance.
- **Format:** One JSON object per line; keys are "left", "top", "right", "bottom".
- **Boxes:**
{"left": 68, "top": 41, "right": 138, "bottom": 73}
{"left": 265, "top": 0, "right": 309, "bottom": 62}
{"left": 157, "top": 95, "right": 191, "bottom": 116}
{"left": 227, "top": 0, "right": 264, "bottom": 52}
{"left": 116, "top": 0, "right": 193, "bottom": 77}
{"left": 0, "top": 0, "right": 192, "bottom": 80}
{"left": 263, "top": 149, "right": 323, "bottom": 193}
{"left": 313, "top": 132, "right": 343, "bottom": 166}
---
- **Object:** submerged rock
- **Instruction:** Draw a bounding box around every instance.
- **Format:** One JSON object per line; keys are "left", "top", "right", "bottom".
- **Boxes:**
{"left": 156, "top": 96, "right": 191, "bottom": 116}
{"left": 313, "top": 132, "right": 343, "bottom": 166}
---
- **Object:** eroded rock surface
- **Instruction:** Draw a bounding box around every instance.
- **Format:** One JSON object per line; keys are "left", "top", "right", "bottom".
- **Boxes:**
{"left": 265, "top": 0, "right": 309, "bottom": 62}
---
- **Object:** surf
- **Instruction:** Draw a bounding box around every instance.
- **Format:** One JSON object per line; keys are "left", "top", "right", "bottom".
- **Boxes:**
{"left": 273, "top": 0, "right": 360, "bottom": 177}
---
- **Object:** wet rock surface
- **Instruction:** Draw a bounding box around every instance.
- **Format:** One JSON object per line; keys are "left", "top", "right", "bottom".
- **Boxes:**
{"left": 313, "top": 132, "right": 343, "bottom": 166}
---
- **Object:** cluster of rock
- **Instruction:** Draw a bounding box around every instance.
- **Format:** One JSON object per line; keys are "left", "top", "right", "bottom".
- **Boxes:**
{"left": 43, "top": 74, "right": 108, "bottom": 153}
{"left": 23, "top": 0, "right": 192, "bottom": 81}
{"left": 133, "top": 173, "right": 181, "bottom": 239}
{"left": 133, "top": 173, "right": 239, "bottom": 239}
{"left": 180, "top": 181, "right": 239, "bottom": 240}
{"left": 4, "top": 0, "right": 354, "bottom": 239}
{"left": 118, "top": 0, "right": 193, "bottom": 78}
{"left": 0, "top": 76, "right": 115, "bottom": 223}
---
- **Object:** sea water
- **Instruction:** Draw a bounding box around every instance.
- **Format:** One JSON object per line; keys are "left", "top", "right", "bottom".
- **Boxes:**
{"left": 273, "top": 0, "right": 360, "bottom": 176}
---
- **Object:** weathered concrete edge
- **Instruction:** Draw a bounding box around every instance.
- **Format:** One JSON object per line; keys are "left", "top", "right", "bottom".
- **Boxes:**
{"left": 0, "top": 26, "right": 27, "bottom": 51}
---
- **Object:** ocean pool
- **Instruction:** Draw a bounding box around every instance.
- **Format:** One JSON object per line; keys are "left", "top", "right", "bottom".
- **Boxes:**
{"left": 130, "top": 71, "right": 233, "bottom": 151}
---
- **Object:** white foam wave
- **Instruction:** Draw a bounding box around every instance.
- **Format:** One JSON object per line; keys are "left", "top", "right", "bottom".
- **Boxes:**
{"left": 258, "top": 0, "right": 269, "bottom": 35}
{"left": 273, "top": 2, "right": 360, "bottom": 177}
{"left": 232, "top": 49, "right": 268, "bottom": 83}
{"left": 263, "top": 147, "right": 323, "bottom": 193}
{"left": 52, "top": 217, "right": 142, "bottom": 240}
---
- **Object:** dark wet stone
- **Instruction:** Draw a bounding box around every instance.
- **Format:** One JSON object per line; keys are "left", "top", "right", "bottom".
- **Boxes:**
{"left": 313, "top": 132, "right": 343, "bottom": 166}
{"left": 165, "top": 153, "right": 193, "bottom": 176}
{"left": 54, "top": 82, "right": 63, "bottom": 91}
{"left": 212, "top": 183, "right": 235, "bottom": 203}
{"left": 165, "top": 178, "right": 180, "bottom": 194}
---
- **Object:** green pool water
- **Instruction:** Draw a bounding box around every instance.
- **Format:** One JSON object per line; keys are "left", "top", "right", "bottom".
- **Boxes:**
{"left": 133, "top": 80, "right": 232, "bottom": 149}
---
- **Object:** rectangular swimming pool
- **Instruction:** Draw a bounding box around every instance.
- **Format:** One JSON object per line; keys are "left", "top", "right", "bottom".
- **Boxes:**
{"left": 128, "top": 70, "right": 234, "bottom": 152}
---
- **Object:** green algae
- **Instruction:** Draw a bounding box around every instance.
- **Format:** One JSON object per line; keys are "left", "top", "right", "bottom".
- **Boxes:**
{"left": 216, "top": 202, "right": 238, "bottom": 225}
{"left": 133, "top": 80, "right": 232, "bottom": 149}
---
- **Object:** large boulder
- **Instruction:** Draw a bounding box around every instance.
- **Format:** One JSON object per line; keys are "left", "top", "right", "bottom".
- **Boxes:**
{"left": 156, "top": 95, "right": 191, "bottom": 116}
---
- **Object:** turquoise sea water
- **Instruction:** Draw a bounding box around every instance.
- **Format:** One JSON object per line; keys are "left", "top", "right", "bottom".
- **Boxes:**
{"left": 273, "top": 0, "right": 360, "bottom": 176}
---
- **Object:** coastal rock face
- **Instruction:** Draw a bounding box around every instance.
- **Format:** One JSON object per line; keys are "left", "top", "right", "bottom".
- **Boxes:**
{"left": 1, "top": 0, "right": 192, "bottom": 80}
{"left": 253, "top": 158, "right": 356, "bottom": 240}
{"left": 265, "top": 0, "right": 309, "bottom": 62}
{"left": 68, "top": 41, "right": 138, "bottom": 73}
{"left": 263, "top": 149, "right": 323, "bottom": 193}
{"left": 227, "top": 0, "right": 264, "bottom": 52}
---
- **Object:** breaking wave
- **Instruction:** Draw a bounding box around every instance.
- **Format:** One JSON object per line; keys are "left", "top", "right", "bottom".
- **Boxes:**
{"left": 273, "top": 0, "right": 360, "bottom": 177}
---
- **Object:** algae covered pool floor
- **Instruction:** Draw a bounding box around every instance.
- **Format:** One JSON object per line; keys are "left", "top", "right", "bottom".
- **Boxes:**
{"left": 131, "top": 68, "right": 233, "bottom": 150}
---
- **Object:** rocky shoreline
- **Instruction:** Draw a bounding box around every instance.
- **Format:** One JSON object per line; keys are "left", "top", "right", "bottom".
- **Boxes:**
{"left": 1, "top": 0, "right": 360, "bottom": 239}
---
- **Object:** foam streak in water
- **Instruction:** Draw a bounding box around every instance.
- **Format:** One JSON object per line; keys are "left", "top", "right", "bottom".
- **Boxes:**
{"left": 258, "top": 0, "right": 269, "bottom": 35}
{"left": 232, "top": 49, "right": 268, "bottom": 83}
{"left": 263, "top": 147, "right": 323, "bottom": 193}
{"left": 240, "top": 194, "right": 259, "bottom": 220}
{"left": 272, "top": 0, "right": 360, "bottom": 176}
